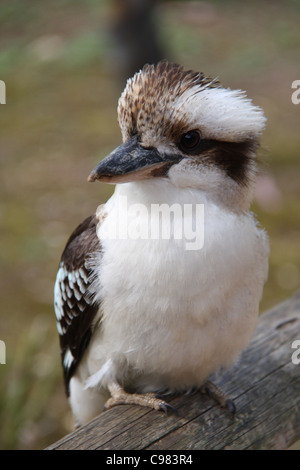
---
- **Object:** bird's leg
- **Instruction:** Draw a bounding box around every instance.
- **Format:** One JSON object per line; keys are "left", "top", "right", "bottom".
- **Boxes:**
{"left": 103, "top": 382, "right": 177, "bottom": 414}
{"left": 200, "top": 380, "right": 236, "bottom": 414}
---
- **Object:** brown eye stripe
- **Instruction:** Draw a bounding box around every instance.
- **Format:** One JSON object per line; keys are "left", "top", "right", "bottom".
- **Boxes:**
{"left": 188, "top": 138, "right": 258, "bottom": 186}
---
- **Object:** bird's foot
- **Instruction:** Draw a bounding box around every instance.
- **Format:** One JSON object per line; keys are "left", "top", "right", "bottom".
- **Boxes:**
{"left": 200, "top": 380, "right": 236, "bottom": 414}
{"left": 103, "top": 382, "right": 177, "bottom": 414}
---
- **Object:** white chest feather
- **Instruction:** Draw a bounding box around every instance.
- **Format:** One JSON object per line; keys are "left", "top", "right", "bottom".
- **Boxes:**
{"left": 86, "top": 180, "right": 269, "bottom": 392}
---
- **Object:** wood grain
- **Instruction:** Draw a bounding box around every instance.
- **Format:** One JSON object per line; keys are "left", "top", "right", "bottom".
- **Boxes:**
{"left": 47, "top": 291, "right": 300, "bottom": 450}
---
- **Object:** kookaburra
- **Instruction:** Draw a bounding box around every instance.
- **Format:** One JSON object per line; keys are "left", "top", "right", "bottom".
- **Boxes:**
{"left": 54, "top": 61, "right": 269, "bottom": 426}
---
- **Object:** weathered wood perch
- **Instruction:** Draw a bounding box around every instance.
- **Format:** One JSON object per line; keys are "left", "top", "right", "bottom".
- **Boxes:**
{"left": 47, "top": 292, "right": 300, "bottom": 450}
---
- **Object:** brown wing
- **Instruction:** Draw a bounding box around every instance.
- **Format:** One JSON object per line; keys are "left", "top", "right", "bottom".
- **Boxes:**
{"left": 54, "top": 213, "right": 103, "bottom": 395}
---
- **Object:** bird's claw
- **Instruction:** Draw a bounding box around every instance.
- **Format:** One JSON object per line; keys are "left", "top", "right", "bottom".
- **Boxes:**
{"left": 225, "top": 398, "right": 236, "bottom": 415}
{"left": 159, "top": 402, "right": 178, "bottom": 415}
{"left": 201, "top": 380, "right": 236, "bottom": 415}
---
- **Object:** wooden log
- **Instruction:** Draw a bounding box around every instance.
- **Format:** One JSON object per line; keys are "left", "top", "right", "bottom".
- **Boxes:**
{"left": 47, "top": 292, "right": 300, "bottom": 450}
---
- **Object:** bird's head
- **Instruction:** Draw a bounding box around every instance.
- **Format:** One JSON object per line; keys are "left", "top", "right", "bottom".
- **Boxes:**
{"left": 88, "top": 61, "right": 266, "bottom": 210}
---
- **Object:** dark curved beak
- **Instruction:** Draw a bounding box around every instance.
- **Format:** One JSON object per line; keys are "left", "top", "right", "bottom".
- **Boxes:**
{"left": 88, "top": 135, "right": 182, "bottom": 184}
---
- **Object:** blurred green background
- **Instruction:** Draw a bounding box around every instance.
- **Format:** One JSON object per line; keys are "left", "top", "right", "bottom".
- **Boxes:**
{"left": 0, "top": 0, "right": 299, "bottom": 450}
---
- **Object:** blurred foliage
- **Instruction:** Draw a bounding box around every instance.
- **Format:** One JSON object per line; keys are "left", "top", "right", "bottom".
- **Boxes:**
{"left": 0, "top": 0, "right": 299, "bottom": 449}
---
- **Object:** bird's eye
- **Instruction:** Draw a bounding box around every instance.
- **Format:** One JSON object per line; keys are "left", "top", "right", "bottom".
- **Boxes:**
{"left": 178, "top": 130, "right": 201, "bottom": 154}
